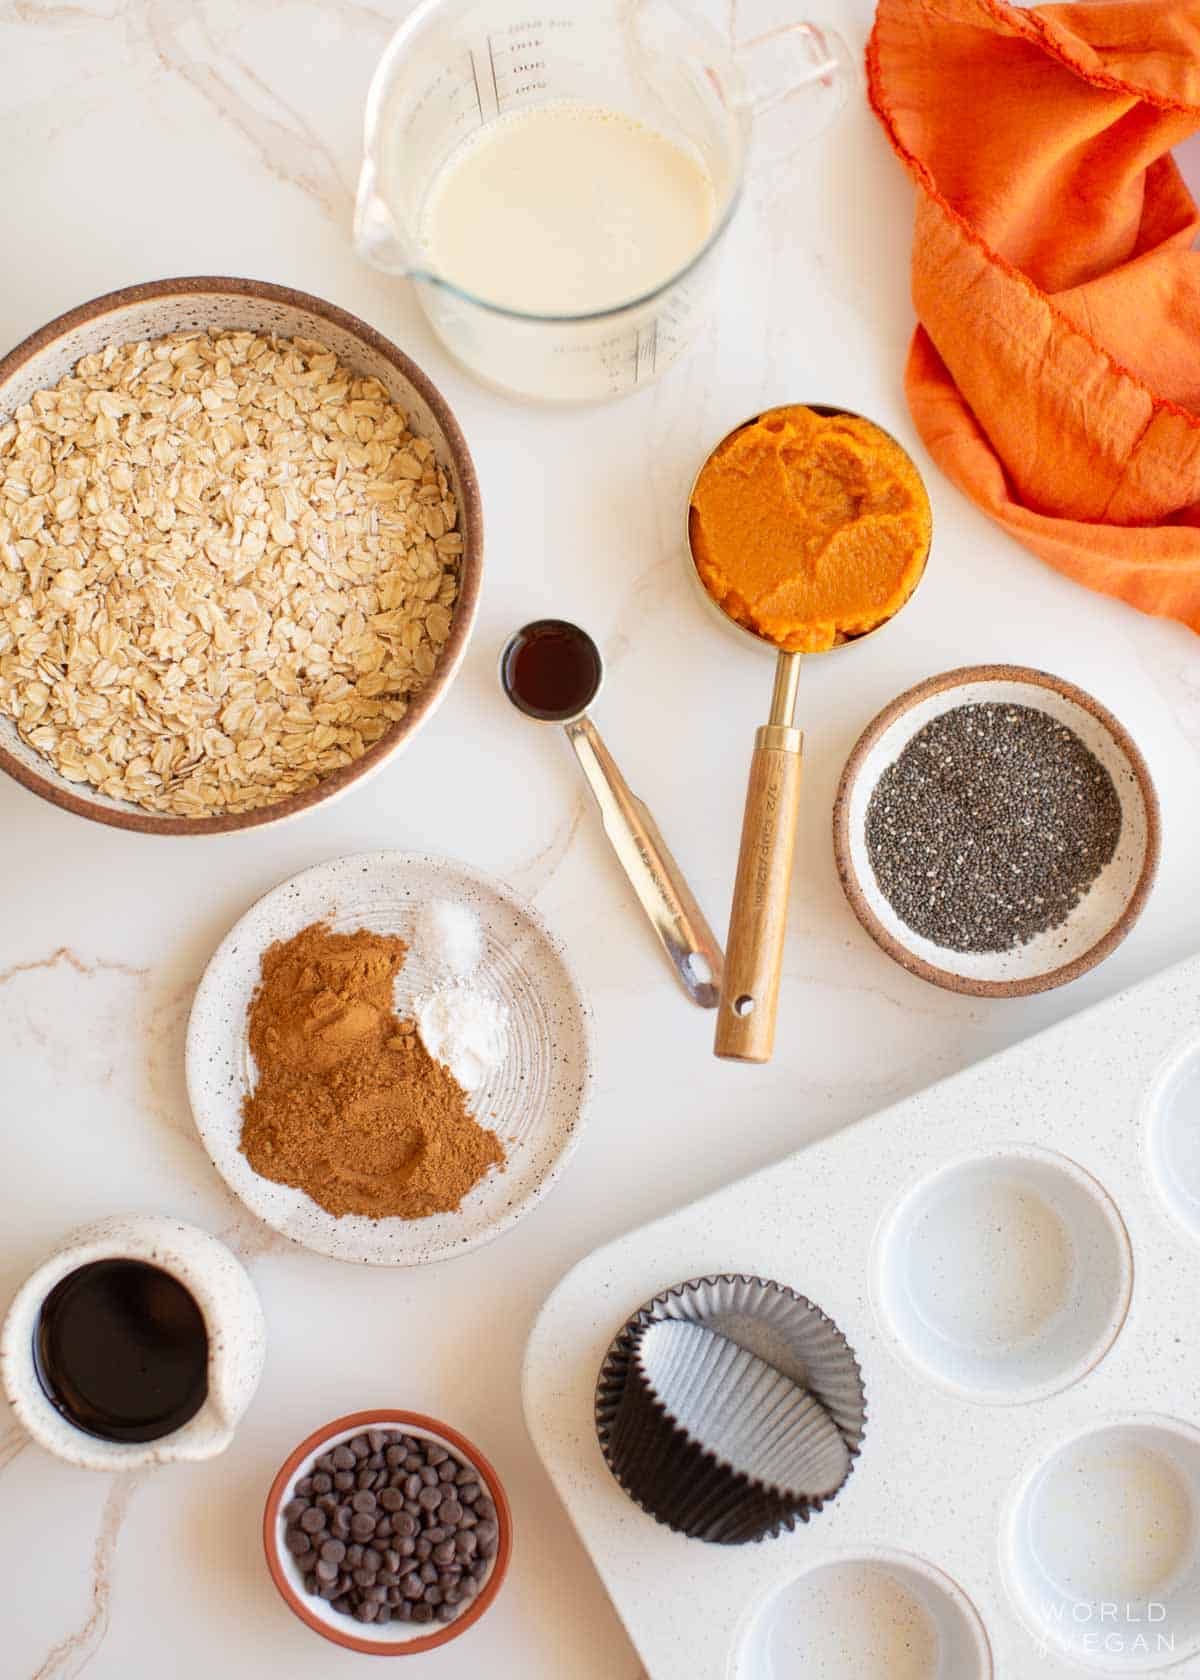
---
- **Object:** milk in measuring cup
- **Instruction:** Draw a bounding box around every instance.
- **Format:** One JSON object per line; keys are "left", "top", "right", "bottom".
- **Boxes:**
{"left": 418, "top": 100, "right": 717, "bottom": 316}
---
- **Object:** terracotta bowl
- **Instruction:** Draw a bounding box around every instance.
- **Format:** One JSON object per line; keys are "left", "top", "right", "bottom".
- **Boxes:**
{"left": 0, "top": 277, "right": 482, "bottom": 835}
{"left": 833, "top": 665, "right": 1159, "bottom": 998}
{"left": 263, "top": 1409, "right": 512, "bottom": 1656}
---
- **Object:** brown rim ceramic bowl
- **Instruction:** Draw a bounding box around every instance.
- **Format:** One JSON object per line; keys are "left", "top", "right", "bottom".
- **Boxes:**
{"left": 264, "top": 1409, "right": 512, "bottom": 1656}
{"left": 0, "top": 277, "right": 483, "bottom": 835}
{"left": 833, "top": 666, "right": 1160, "bottom": 998}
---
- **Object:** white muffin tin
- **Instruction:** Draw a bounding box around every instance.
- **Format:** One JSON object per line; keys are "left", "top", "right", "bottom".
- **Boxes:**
{"left": 523, "top": 953, "right": 1200, "bottom": 1677}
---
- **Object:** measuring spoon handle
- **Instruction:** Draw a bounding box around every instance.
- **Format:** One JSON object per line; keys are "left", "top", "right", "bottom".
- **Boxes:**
{"left": 564, "top": 715, "right": 724, "bottom": 1008}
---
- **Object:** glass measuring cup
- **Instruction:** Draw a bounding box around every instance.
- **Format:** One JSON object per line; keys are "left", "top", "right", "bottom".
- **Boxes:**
{"left": 355, "top": 0, "right": 849, "bottom": 402}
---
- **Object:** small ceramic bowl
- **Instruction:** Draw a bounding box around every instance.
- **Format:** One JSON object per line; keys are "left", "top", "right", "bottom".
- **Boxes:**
{"left": 0, "top": 277, "right": 482, "bottom": 835}
{"left": 264, "top": 1409, "right": 511, "bottom": 1656}
{"left": 833, "top": 666, "right": 1159, "bottom": 997}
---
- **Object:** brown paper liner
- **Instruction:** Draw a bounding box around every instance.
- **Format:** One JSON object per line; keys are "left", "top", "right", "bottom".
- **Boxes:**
{"left": 595, "top": 1275, "right": 866, "bottom": 1545}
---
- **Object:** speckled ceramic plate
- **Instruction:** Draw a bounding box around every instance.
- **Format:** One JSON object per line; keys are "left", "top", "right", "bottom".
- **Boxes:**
{"left": 185, "top": 852, "right": 593, "bottom": 1265}
{"left": 833, "top": 666, "right": 1159, "bottom": 997}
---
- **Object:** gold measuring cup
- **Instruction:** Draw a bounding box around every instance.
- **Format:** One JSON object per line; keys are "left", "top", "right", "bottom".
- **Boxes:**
{"left": 686, "top": 406, "right": 932, "bottom": 1063}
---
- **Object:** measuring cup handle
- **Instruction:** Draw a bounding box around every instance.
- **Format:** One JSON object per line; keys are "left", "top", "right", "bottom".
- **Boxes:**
{"left": 564, "top": 715, "right": 724, "bottom": 1008}
{"left": 714, "top": 722, "right": 804, "bottom": 1063}
{"left": 738, "top": 20, "right": 851, "bottom": 123}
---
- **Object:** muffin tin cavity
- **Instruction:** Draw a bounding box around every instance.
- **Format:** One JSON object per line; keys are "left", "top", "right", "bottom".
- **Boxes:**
{"left": 873, "top": 1147, "right": 1131, "bottom": 1404}
{"left": 734, "top": 1550, "right": 992, "bottom": 1679}
{"left": 1004, "top": 1420, "right": 1200, "bottom": 1671}
{"left": 1147, "top": 1040, "right": 1200, "bottom": 1244}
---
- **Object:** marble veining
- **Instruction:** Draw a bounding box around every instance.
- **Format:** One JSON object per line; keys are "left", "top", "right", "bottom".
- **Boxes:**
{"left": 3, "top": 0, "right": 1200, "bottom": 1675}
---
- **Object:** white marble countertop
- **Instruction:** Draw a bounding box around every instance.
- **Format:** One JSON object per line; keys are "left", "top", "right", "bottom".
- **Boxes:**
{"left": 4, "top": 2, "right": 1200, "bottom": 1676}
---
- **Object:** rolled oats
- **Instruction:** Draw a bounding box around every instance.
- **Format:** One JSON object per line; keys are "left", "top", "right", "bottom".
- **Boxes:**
{"left": 0, "top": 330, "right": 463, "bottom": 816}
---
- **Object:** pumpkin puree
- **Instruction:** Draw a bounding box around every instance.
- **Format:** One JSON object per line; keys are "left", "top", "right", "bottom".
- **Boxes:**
{"left": 689, "top": 406, "right": 931, "bottom": 653}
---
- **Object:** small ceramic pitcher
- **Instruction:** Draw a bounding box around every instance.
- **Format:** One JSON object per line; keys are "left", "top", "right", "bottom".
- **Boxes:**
{"left": 1, "top": 1214, "right": 265, "bottom": 1471}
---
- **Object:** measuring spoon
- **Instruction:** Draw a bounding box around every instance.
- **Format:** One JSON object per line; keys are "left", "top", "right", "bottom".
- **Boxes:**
{"left": 501, "top": 619, "right": 724, "bottom": 1009}
{"left": 687, "top": 406, "right": 932, "bottom": 1063}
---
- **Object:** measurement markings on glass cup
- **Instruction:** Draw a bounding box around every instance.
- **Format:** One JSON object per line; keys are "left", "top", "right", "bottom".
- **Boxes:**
{"left": 487, "top": 22, "right": 559, "bottom": 109}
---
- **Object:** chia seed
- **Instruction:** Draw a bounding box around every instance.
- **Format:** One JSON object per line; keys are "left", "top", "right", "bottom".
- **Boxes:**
{"left": 864, "top": 701, "right": 1123, "bottom": 953}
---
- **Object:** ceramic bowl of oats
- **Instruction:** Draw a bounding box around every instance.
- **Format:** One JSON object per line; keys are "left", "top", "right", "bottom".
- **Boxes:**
{"left": 0, "top": 277, "right": 482, "bottom": 834}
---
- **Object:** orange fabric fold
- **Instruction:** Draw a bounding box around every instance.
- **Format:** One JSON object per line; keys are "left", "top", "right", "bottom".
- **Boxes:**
{"left": 867, "top": 0, "right": 1200, "bottom": 632}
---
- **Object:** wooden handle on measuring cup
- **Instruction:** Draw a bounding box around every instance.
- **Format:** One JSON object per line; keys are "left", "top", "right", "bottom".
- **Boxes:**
{"left": 714, "top": 721, "right": 804, "bottom": 1063}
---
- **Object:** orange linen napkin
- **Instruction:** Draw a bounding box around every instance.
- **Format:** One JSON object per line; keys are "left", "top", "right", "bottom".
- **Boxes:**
{"left": 867, "top": 0, "right": 1200, "bottom": 633}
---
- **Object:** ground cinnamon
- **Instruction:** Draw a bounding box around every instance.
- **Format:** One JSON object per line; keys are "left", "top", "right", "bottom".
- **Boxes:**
{"left": 239, "top": 922, "right": 504, "bottom": 1219}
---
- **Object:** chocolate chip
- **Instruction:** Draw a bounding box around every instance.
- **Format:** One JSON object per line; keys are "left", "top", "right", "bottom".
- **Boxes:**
{"left": 286, "top": 1432, "right": 493, "bottom": 1633}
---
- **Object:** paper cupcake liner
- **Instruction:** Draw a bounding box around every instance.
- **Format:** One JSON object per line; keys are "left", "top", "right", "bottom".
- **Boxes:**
{"left": 595, "top": 1275, "right": 866, "bottom": 1545}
